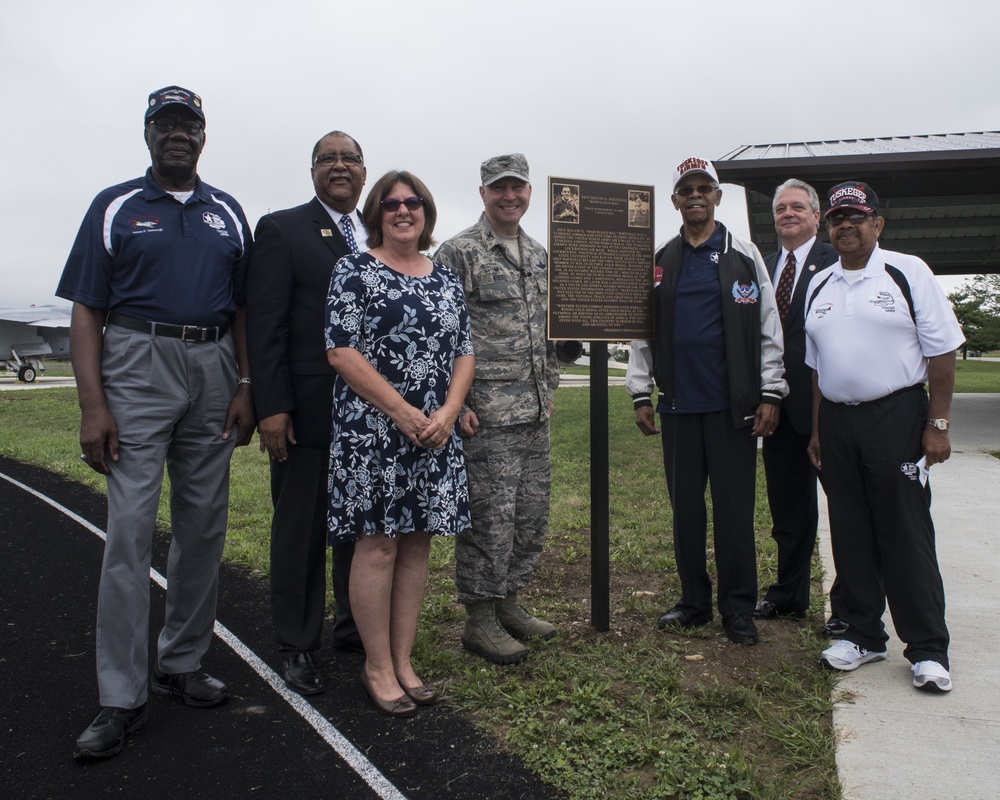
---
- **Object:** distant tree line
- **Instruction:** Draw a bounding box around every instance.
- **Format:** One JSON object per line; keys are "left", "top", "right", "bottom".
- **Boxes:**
{"left": 949, "top": 274, "right": 1000, "bottom": 358}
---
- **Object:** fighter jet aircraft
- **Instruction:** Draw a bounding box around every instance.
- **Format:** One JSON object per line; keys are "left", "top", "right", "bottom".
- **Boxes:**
{"left": 0, "top": 305, "right": 72, "bottom": 382}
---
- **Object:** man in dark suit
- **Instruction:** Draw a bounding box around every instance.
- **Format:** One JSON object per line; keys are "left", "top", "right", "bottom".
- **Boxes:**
{"left": 755, "top": 179, "right": 840, "bottom": 625}
{"left": 246, "top": 131, "right": 367, "bottom": 695}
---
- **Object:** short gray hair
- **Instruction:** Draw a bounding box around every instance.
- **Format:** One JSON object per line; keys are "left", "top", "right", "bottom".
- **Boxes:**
{"left": 772, "top": 179, "right": 820, "bottom": 214}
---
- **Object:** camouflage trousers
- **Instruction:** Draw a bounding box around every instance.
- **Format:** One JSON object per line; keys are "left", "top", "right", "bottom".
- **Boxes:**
{"left": 456, "top": 418, "right": 550, "bottom": 604}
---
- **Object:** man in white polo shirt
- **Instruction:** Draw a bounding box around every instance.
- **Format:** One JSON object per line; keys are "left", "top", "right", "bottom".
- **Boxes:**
{"left": 804, "top": 181, "right": 963, "bottom": 693}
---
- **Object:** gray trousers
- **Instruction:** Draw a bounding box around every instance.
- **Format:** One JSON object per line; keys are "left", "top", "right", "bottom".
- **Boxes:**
{"left": 456, "top": 418, "right": 550, "bottom": 604}
{"left": 96, "top": 325, "right": 238, "bottom": 708}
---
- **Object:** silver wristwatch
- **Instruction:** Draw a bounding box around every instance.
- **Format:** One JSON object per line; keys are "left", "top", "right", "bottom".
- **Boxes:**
{"left": 926, "top": 418, "right": 949, "bottom": 431}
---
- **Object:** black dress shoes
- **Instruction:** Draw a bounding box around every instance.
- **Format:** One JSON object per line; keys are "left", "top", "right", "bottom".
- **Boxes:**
{"left": 151, "top": 669, "right": 229, "bottom": 707}
{"left": 283, "top": 652, "right": 323, "bottom": 696}
{"left": 360, "top": 669, "right": 417, "bottom": 718}
{"left": 822, "top": 615, "right": 850, "bottom": 637}
{"left": 724, "top": 614, "right": 760, "bottom": 645}
{"left": 753, "top": 600, "right": 807, "bottom": 620}
{"left": 74, "top": 704, "right": 148, "bottom": 760}
{"left": 657, "top": 607, "right": 713, "bottom": 630}
{"left": 402, "top": 683, "right": 440, "bottom": 706}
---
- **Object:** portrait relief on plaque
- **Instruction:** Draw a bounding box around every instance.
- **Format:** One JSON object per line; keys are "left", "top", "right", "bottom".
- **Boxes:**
{"left": 551, "top": 183, "right": 580, "bottom": 225}
{"left": 628, "top": 190, "right": 650, "bottom": 229}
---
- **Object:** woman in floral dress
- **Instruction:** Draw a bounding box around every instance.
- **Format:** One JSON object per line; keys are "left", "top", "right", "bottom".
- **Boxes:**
{"left": 325, "top": 171, "right": 474, "bottom": 717}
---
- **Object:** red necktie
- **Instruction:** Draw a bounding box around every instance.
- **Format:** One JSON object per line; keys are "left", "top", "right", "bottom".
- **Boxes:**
{"left": 775, "top": 251, "right": 796, "bottom": 322}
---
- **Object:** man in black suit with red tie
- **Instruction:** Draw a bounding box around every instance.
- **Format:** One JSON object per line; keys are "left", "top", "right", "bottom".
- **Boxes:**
{"left": 755, "top": 179, "right": 840, "bottom": 627}
{"left": 246, "top": 131, "right": 368, "bottom": 695}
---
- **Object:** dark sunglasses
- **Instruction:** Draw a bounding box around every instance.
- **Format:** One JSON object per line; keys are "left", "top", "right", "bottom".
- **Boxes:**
{"left": 674, "top": 184, "right": 718, "bottom": 197}
{"left": 381, "top": 196, "right": 423, "bottom": 212}
{"left": 827, "top": 211, "right": 872, "bottom": 226}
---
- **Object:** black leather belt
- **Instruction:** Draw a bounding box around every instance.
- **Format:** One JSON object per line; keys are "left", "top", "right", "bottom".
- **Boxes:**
{"left": 106, "top": 312, "right": 229, "bottom": 343}
{"left": 835, "top": 383, "right": 925, "bottom": 407}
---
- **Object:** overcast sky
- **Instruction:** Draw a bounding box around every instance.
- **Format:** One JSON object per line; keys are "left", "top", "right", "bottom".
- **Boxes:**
{"left": 2, "top": 0, "right": 995, "bottom": 307}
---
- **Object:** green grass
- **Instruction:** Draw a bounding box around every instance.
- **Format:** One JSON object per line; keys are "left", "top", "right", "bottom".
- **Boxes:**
{"left": 450, "top": 388, "right": 841, "bottom": 799}
{"left": 561, "top": 364, "right": 627, "bottom": 376}
{"left": 0, "top": 385, "right": 844, "bottom": 799}
{"left": 952, "top": 358, "right": 1000, "bottom": 392}
{"left": 5, "top": 366, "right": 999, "bottom": 796}
{"left": 561, "top": 357, "right": 1000, "bottom": 393}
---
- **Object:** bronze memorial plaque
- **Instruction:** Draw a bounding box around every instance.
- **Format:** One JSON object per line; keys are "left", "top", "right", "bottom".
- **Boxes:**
{"left": 547, "top": 178, "right": 655, "bottom": 341}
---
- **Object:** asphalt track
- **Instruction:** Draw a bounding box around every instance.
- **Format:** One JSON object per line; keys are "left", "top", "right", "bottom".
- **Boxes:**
{"left": 0, "top": 455, "right": 560, "bottom": 800}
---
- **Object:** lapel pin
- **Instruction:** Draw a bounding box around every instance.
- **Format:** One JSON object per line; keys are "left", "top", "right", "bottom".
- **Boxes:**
{"left": 808, "top": 264, "right": 816, "bottom": 272}
{"left": 321, "top": 228, "right": 333, "bottom": 237}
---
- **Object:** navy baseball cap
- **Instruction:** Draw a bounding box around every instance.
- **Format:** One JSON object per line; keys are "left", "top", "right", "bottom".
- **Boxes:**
{"left": 145, "top": 86, "right": 205, "bottom": 122}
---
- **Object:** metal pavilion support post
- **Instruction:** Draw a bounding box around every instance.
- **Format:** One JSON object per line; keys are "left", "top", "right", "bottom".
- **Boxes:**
{"left": 589, "top": 342, "right": 610, "bottom": 631}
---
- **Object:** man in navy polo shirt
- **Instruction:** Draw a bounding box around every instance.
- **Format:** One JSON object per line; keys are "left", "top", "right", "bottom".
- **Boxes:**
{"left": 58, "top": 86, "right": 255, "bottom": 760}
{"left": 628, "top": 157, "right": 786, "bottom": 646}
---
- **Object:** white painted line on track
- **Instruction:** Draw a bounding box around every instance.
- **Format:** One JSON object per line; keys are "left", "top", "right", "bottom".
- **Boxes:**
{"left": 0, "top": 469, "right": 408, "bottom": 800}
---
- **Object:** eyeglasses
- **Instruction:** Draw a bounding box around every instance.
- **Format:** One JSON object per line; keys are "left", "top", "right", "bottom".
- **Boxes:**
{"left": 674, "top": 184, "right": 718, "bottom": 197}
{"left": 313, "top": 152, "right": 364, "bottom": 167}
{"left": 149, "top": 118, "right": 204, "bottom": 135}
{"left": 381, "top": 197, "right": 424, "bottom": 212}
{"left": 827, "top": 211, "right": 872, "bottom": 226}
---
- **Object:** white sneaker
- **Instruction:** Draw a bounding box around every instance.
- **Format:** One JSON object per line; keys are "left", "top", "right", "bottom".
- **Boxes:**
{"left": 820, "top": 640, "right": 887, "bottom": 671}
{"left": 911, "top": 661, "right": 952, "bottom": 693}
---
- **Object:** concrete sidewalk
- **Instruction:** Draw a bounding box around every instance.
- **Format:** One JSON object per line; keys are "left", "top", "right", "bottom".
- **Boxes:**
{"left": 818, "top": 393, "right": 1000, "bottom": 798}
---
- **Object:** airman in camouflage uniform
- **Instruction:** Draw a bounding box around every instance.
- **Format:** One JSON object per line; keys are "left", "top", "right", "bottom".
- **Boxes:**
{"left": 435, "top": 153, "right": 560, "bottom": 665}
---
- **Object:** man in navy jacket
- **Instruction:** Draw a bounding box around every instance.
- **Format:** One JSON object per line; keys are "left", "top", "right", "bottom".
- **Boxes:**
{"left": 629, "top": 157, "right": 786, "bottom": 646}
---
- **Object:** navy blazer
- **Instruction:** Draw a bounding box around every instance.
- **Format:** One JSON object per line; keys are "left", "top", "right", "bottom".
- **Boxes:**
{"left": 246, "top": 197, "right": 353, "bottom": 448}
{"left": 765, "top": 238, "right": 838, "bottom": 435}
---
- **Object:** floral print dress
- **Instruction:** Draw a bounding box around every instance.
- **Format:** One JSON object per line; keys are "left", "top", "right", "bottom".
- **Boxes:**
{"left": 325, "top": 252, "right": 474, "bottom": 541}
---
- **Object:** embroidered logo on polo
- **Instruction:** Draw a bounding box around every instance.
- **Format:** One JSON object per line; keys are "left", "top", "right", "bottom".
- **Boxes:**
{"left": 129, "top": 215, "right": 161, "bottom": 233}
{"left": 202, "top": 212, "right": 230, "bottom": 236}
{"left": 814, "top": 302, "right": 833, "bottom": 318}
{"left": 870, "top": 291, "right": 896, "bottom": 312}
{"left": 710, "top": 251, "right": 720, "bottom": 264}
{"left": 900, "top": 462, "right": 919, "bottom": 481}
{"left": 731, "top": 280, "right": 759, "bottom": 304}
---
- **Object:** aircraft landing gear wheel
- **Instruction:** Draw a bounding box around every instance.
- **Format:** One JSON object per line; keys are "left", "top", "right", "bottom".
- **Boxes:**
{"left": 17, "top": 365, "right": 37, "bottom": 383}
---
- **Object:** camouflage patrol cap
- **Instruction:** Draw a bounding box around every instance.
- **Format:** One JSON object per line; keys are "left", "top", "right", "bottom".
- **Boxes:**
{"left": 481, "top": 153, "right": 530, "bottom": 186}
{"left": 145, "top": 86, "right": 205, "bottom": 121}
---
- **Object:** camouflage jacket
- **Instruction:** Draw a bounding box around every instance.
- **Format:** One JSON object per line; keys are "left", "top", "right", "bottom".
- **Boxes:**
{"left": 435, "top": 213, "right": 559, "bottom": 427}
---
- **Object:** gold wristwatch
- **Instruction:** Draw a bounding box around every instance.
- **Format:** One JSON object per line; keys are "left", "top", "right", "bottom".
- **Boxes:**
{"left": 926, "top": 418, "right": 949, "bottom": 431}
